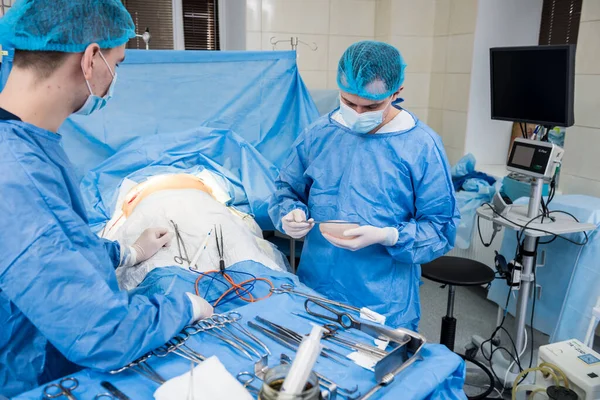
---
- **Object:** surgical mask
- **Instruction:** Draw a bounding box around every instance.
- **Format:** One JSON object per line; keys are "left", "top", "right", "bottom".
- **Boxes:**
{"left": 74, "top": 51, "right": 117, "bottom": 115}
{"left": 339, "top": 97, "right": 391, "bottom": 133}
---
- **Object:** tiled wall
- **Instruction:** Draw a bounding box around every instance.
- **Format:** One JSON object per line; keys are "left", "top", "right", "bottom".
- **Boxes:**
{"left": 246, "top": 0, "right": 376, "bottom": 90}
{"left": 0, "top": 1, "right": 11, "bottom": 62}
{"left": 428, "top": 0, "right": 478, "bottom": 165}
{"left": 375, "top": 0, "right": 435, "bottom": 123}
{"left": 560, "top": 0, "right": 600, "bottom": 196}
{"left": 0, "top": 1, "right": 10, "bottom": 16}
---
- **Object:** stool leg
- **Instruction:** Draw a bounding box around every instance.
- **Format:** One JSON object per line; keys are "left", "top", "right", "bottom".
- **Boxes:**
{"left": 440, "top": 285, "right": 457, "bottom": 352}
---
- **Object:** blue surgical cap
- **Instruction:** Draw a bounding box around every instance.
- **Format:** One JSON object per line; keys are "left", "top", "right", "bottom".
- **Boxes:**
{"left": 0, "top": 0, "right": 136, "bottom": 52}
{"left": 337, "top": 41, "right": 407, "bottom": 101}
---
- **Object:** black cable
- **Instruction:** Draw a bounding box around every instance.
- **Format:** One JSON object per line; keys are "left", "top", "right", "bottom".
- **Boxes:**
{"left": 530, "top": 273, "right": 536, "bottom": 369}
{"left": 547, "top": 176, "right": 557, "bottom": 207}
{"left": 477, "top": 216, "right": 494, "bottom": 247}
{"left": 515, "top": 210, "right": 586, "bottom": 247}
{"left": 519, "top": 122, "right": 527, "bottom": 139}
{"left": 480, "top": 290, "right": 523, "bottom": 385}
{"left": 516, "top": 213, "right": 546, "bottom": 246}
{"left": 539, "top": 235, "right": 558, "bottom": 245}
{"left": 459, "top": 353, "right": 495, "bottom": 399}
{"left": 483, "top": 203, "right": 589, "bottom": 246}
{"left": 541, "top": 126, "right": 552, "bottom": 142}
{"left": 517, "top": 272, "right": 538, "bottom": 385}
{"left": 477, "top": 203, "right": 588, "bottom": 388}
{"left": 548, "top": 209, "right": 581, "bottom": 222}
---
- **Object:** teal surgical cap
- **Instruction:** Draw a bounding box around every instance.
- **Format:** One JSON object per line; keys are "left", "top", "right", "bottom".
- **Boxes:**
{"left": 337, "top": 41, "right": 407, "bottom": 101}
{"left": 0, "top": 0, "right": 136, "bottom": 52}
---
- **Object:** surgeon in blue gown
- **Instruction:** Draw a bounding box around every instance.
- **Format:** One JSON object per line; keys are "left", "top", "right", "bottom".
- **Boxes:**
{"left": 269, "top": 41, "right": 459, "bottom": 330}
{"left": 0, "top": 0, "right": 212, "bottom": 396}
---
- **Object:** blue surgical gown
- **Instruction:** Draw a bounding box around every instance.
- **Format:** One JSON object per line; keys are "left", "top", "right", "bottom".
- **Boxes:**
{"left": 269, "top": 109, "right": 459, "bottom": 329}
{"left": 0, "top": 120, "right": 193, "bottom": 397}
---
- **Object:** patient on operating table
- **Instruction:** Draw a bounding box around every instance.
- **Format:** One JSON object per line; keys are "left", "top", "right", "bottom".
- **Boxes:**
{"left": 103, "top": 172, "right": 288, "bottom": 291}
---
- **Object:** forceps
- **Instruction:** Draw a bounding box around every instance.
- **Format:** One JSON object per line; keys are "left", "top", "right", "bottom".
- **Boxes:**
{"left": 43, "top": 377, "right": 79, "bottom": 400}
{"left": 213, "top": 312, "right": 271, "bottom": 356}
{"left": 214, "top": 224, "right": 225, "bottom": 271}
{"left": 270, "top": 284, "right": 361, "bottom": 314}
{"left": 154, "top": 334, "right": 206, "bottom": 364}
{"left": 236, "top": 371, "right": 261, "bottom": 396}
{"left": 171, "top": 220, "right": 190, "bottom": 266}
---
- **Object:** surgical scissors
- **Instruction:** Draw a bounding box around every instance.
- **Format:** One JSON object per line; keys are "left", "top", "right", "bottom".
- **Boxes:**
{"left": 43, "top": 377, "right": 79, "bottom": 400}
{"left": 171, "top": 220, "right": 190, "bottom": 266}
{"left": 270, "top": 284, "right": 361, "bottom": 314}
{"left": 305, "top": 299, "right": 413, "bottom": 349}
{"left": 305, "top": 298, "right": 362, "bottom": 330}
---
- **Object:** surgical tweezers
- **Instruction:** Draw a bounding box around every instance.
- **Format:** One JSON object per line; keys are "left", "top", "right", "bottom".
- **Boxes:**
{"left": 255, "top": 316, "right": 348, "bottom": 361}
{"left": 250, "top": 318, "right": 348, "bottom": 366}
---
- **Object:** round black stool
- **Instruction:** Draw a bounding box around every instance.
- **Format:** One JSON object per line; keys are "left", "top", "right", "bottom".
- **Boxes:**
{"left": 421, "top": 256, "right": 495, "bottom": 352}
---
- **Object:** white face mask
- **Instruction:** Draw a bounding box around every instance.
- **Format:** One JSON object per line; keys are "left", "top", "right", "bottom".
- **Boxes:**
{"left": 339, "top": 97, "right": 392, "bottom": 133}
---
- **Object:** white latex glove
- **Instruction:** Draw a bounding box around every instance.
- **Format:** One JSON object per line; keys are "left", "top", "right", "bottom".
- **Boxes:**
{"left": 186, "top": 293, "right": 214, "bottom": 322}
{"left": 126, "top": 227, "right": 173, "bottom": 266}
{"left": 281, "top": 209, "right": 314, "bottom": 239}
{"left": 323, "top": 225, "right": 398, "bottom": 251}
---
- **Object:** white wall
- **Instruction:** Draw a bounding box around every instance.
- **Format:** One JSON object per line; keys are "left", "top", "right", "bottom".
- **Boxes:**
{"left": 428, "top": 0, "right": 478, "bottom": 165}
{"left": 246, "top": 0, "right": 376, "bottom": 90}
{"left": 376, "top": 0, "right": 435, "bottom": 123}
{"left": 560, "top": 0, "right": 600, "bottom": 196}
{"left": 464, "top": 0, "right": 543, "bottom": 166}
{"left": 219, "top": 0, "right": 247, "bottom": 50}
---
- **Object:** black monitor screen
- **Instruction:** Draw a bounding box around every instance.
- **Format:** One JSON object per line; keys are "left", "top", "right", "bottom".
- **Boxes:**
{"left": 490, "top": 45, "right": 575, "bottom": 127}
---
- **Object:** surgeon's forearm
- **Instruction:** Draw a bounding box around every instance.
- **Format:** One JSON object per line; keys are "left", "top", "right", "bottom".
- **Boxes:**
{"left": 64, "top": 292, "right": 194, "bottom": 371}
{"left": 269, "top": 187, "right": 309, "bottom": 231}
{"left": 386, "top": 219, "right": 456, "bottom": 264}
{"left": 101, "top": 238, "right": 121, "bottom": 269}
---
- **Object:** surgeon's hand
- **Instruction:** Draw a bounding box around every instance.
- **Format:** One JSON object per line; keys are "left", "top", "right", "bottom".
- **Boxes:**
{"left": 186, "top": 293, "right": 214, "bottom": 322}
{"left": 130, "top": 227, "right": 174, "bottom": 264}
{"left": 282, "top": 209, "right": 314, "bottom": 239}
{"left": 323, "top": 225, "right": 398, "bottom": 251}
